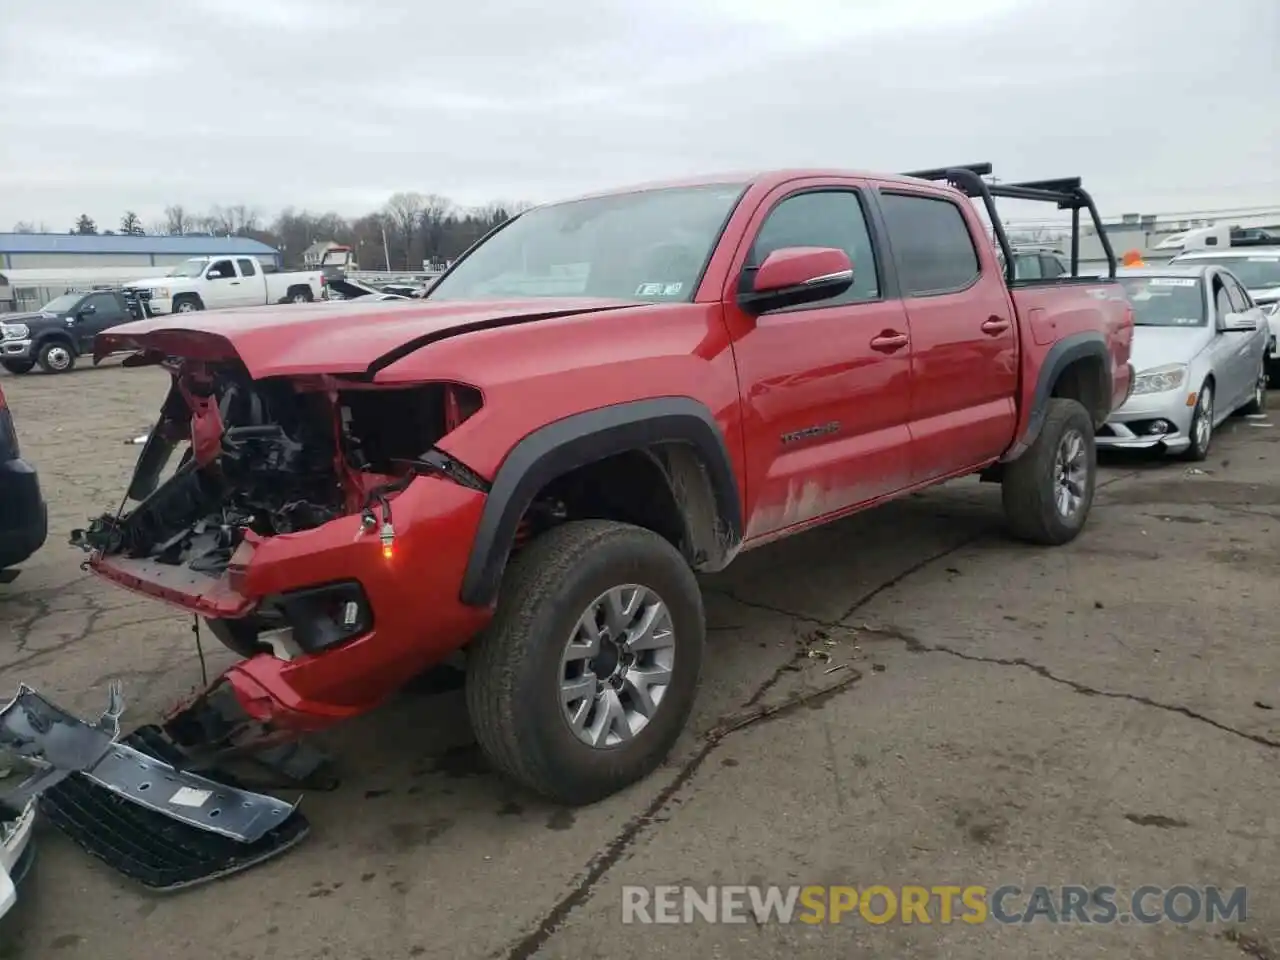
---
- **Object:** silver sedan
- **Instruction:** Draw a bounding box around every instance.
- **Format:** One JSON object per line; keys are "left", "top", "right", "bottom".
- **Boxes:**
{"left": 1098, "top": 264, "right": 1270, "bottom": 460}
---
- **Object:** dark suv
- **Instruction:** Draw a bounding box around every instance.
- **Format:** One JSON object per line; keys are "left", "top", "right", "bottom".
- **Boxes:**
{"left": 0, "top": 289, "right": 133, "bottom": 375}
{"left": 0, "top": 381, "right": 46, "bottom": 570}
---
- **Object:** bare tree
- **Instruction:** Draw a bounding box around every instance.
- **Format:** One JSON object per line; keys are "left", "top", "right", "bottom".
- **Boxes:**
{"left": 163, "top": 205, "right": 190, "bottom": 236}
{"left": 11, "top": 220, "right": 50, "bottom": 233}
{"left": 385, "top": 192, "right": 426, "bottom": 270}
{"left": 120, "top": 211, "right": 145, "bottom": 235}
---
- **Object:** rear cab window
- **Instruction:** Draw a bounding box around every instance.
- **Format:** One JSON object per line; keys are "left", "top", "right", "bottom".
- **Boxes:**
{"left": 877, "top": 192, "right": 981, "bottom": 295}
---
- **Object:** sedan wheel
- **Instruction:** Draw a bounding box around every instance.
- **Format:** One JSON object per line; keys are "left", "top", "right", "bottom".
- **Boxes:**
{"left": 1240, "top": 361, "right": 1268, "bottom": 415}
{"left": 1181, "top": 382, "right": 1214, "bottom": 461}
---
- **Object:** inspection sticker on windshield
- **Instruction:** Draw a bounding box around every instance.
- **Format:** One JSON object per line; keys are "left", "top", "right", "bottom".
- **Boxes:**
{"left": 636, "top": 282, "right": 683, "bottom": 297}
{"left": 1147, "top": 277, "right": 1197, "bottom": 287}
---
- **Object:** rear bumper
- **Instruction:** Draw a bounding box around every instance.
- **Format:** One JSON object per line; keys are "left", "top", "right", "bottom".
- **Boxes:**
{"left": 89, "top": 475, "right": 492, "bottom": 734}
{"left": 0, "top": 459, "right": 47, "bottom": 568}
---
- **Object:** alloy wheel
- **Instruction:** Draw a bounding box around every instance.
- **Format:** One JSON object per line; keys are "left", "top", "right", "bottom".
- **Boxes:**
{"left": 559, "top": 584, "right": 676, "bottom": 748}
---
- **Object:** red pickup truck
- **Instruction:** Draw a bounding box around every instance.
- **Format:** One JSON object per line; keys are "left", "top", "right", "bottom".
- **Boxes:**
{"left": 76, "top": 163, "right": 1133, "bottom": 805}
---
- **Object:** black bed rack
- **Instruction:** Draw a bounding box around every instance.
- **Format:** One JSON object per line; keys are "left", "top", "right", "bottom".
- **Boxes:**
{"left": 901, "top": 162, "right": 1117, "bottom": 282}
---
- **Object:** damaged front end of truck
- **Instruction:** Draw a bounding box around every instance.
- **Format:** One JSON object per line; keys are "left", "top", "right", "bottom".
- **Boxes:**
{"left": 71, "top": 322, "right": 498, "bottom": 765}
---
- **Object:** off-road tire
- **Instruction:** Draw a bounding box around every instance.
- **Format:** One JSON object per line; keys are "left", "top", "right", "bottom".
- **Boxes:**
{"left": 1001, "top": 397, "right": 1096, "bottom": 545}
{"left": 1, "top": 359, "right": 33, "bottom": 375}
{"left": 173, "top": 295, "right": 203, "bottom": 313}
{"left": 466, "top": 519, "right": 704, "bottom": 806}
{"left": 36, "top": 340, "right": 76, "bottom": 374}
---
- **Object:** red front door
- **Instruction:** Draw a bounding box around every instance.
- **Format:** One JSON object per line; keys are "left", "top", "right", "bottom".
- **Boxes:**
{"left": 718, "top": 179, "right": 914, "bottom": 543}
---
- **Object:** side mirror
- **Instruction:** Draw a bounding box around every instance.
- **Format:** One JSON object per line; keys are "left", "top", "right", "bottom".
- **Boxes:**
{"left": 206, "top": 270, "right": 223, "bottom": 280}
{"left": 1220, "top": 311, "right": 1257, "bottom": 332}
{"left": 78, "top": 303, "right": 97, "bottom": 316}
{"left": 737, "top": 247, "right": 854, "bottom": 314}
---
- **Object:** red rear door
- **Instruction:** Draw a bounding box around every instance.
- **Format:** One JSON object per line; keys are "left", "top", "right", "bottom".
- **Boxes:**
{"left": 718, "top": 178, "right": 914, "bottom": 542}
{"left": 872, "top": 186, "right": 1018, "bottom": 483}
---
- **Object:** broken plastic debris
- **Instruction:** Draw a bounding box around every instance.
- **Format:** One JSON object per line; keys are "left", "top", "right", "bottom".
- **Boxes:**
{"left": 0, "top": 684, "right": 296, "bottom": 845}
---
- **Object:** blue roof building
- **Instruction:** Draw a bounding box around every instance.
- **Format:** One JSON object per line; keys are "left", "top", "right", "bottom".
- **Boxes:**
{"left": 0, "top": 232, "right": 282, "bottom": 271}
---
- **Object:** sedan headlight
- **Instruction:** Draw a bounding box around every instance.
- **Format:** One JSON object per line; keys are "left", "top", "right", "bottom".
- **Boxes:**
{"left": 0, "top": 323, "right": 28, "bottom": 340}
{"left": 1131, "top": 363, "right": 1187, "bottom": 396}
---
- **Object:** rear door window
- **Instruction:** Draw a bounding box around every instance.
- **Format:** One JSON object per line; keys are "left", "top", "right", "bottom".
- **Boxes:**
{"left": 878, "top": 192, "right": 981, "bottom": 295}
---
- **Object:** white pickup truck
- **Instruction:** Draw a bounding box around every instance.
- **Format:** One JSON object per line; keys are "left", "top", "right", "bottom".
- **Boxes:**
{"left": 124, "top": 257, "right": 324, "bottom": 316}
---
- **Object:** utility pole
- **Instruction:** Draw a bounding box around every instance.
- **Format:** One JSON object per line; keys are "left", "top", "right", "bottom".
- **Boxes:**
{"left": 381, "top": 223, "right": 391, "bottom": 272}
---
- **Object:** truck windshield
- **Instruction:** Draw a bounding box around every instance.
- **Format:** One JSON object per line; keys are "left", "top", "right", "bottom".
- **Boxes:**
{"left": 39, "top": 294, "right": 82, "bottom": 313}
{"left": 1119, "top": 276, "right": 1206, "bottom": 326}
{"left": 1180, "top": 256, "right": 1280, "bottom": 290}
{"left": 426, "top": 184, "right": 746, "bottom": 303}
{"left": 167, "top": 260, "right": 209, "bottom": 278}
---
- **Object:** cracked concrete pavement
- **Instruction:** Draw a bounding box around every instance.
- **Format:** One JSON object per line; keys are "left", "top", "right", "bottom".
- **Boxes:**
{"left": 0, "top": 362, "right": 1276, "bottom": 960}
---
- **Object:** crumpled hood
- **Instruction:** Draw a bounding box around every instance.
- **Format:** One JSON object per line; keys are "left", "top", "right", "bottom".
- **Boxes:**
{"left": 1129, "top": 324, "right": 1211, "bottom": 373}
{"left": 95, "top": 296, "right": 642, "bottom": 378}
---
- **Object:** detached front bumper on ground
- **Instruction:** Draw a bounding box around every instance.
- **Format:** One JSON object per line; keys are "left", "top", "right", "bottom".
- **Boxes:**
{"left": 0, "top": 683, "right": 311, "bottom": 893}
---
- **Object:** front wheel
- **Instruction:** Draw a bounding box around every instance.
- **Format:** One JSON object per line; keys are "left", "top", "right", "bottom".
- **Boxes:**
{"left": 1, "top": 359, "right": 34, "bottom": 375}
{"left": 466, "top": 519, "right": 705, "bottom": 806}
{"left": 1179, "top": 380, "right": 1214, "bottom": 461}
{"left": 1001, "top": 397, "right": 1096, "bottom": 545}
{"left": 37, "top": 341, "right": 76, "bottom": 374}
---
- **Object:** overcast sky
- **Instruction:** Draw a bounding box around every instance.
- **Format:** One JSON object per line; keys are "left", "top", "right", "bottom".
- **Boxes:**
{"left": 2, "top": 0, "right": 1277, "bottom": 230}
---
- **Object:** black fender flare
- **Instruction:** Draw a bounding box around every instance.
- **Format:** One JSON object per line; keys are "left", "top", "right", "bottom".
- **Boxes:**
{"left": 33, "top": 329, "right": 79, "bottom": 356}
{"left": 1003, "top": 331, "right": 1111, "bottom": 462}
{"left": 459, "top": 397, "right": 743, "bottom": 607}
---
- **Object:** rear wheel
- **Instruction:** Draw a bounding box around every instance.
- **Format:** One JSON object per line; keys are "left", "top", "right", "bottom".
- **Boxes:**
{"left": 1239, "top": 359, "right": 1267, "bottom": 415}
{"left": 1001, "top": 398, "right": 1096, "bottom": 545}
{"left": 466, "top": 519, "right": 704, "bottom": 806}
{"left": 1, "top": 359, "right": 33, "bottom": 375}
{"left": 288, "top": 288, "right": 313, "bottom": 303}
{"left": 37, "top": 341, "right": 76, "bottom": 374}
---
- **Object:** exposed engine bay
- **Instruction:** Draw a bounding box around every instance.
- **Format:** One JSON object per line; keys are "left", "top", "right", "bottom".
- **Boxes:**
{"left": 71, "top": 360, "right": 485, "bottom": 576}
